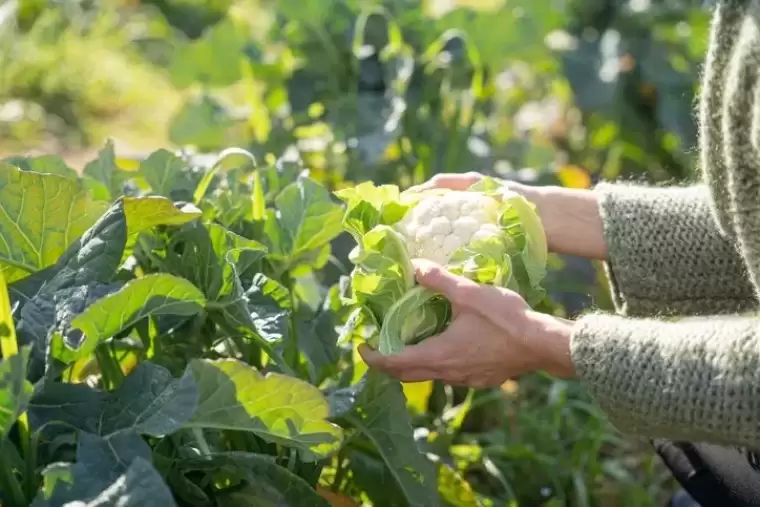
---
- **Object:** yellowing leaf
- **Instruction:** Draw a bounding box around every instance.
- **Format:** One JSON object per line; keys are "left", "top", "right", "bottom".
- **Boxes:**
{"left": 556, "top": 165, "right": 591, "bottom": 189}
{"left": 187, "top": 358, "right": 344, "bottom": 460}
{"left": 402, "top": 380, "right": 433, "bottom": 415}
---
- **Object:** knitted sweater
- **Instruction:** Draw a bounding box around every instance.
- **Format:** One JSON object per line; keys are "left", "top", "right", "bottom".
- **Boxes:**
{"left": 570, "top": 0, "right": 760, "bottom": 448}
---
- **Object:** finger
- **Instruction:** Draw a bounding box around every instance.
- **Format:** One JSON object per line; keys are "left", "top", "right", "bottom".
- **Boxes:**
{"left": 358, "top": 338, "right": 451, "bottom": 377}
{"left": 412, "top": 259, "right": 528, "bottom": 321}
{"left": 412, "top": 260, "right": 481, "bottom": 309}
{"left": 410, "top": 172, "right": 481, "bottom": 191}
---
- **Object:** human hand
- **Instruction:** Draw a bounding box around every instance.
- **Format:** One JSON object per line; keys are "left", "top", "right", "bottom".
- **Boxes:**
{"left": 410, "top": 172, "right": 608, "bottom": 261}
{"left": 358, "top": 260, "right": 576, "bottom": 388}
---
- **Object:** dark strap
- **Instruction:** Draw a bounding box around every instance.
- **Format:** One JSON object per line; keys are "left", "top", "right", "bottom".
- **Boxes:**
{"left": 653, "top": 440, "right": 760, "bottom": 507}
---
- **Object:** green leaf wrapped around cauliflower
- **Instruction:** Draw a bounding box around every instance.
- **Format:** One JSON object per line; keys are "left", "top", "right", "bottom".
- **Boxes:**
{"left": 334, "top": 176, "right": 547, "bottom": 355}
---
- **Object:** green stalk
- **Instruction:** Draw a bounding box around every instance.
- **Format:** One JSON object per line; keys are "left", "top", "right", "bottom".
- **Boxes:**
{"left": 95, "top": 346, "right": 122, "bottom": 391}
{"left": 0, "top": 271, "right": 32, "bottom": 504}
{"left": 0, "top": 450, "right": 25, "bottom": 507}
{"left": 282, "top": 275, "right": 300, "bottom": 374}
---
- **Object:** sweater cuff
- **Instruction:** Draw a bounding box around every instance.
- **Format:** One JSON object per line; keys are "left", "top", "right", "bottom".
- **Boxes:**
{"left": 595, "top": 182, "right": 756, "bottom": 317}
{"left": 571, "top": 312, "right": 760, "bottom": 447}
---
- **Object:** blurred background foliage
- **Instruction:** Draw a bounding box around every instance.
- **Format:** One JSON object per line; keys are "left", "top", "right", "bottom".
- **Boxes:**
{"left": 0, "top": 0, "right": 712, "bottom": 504}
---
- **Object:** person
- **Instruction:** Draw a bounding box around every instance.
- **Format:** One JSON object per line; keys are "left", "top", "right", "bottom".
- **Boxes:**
{"left": 358, "top": 0, "right": 760, "bottom": 505}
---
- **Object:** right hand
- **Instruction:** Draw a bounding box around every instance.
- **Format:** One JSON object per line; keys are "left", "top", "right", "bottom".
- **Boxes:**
{"left": 411, "top": 172, "right": 608, "bottom": 261}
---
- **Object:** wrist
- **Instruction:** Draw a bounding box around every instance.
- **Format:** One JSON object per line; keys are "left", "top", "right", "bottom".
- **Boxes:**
{"left": 526, "top": 310, "right": 576, "bottom": 379}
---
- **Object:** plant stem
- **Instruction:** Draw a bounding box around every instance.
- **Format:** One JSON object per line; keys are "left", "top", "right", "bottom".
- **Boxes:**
{"left": 282, "top": 275, "right": 300, "bottom": 374}
{"left": 0, "top": 449, "right": 26, "bottom": 507}
{"left": 0, "top": 271, "right": 32, "bottom": 504}
{"left": 331, "top": 450, "right": 348, "bottom": 492}
{"left": 95, "top": 346, "right": 121, "bottom": 391}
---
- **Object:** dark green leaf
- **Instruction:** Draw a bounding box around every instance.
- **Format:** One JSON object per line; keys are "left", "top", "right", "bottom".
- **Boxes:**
{"left": 139, "top": 149, "right": 187, "bottom": 197}
{"left": 30, "top": 362, "right": 198, "bottom": 438}
{"left": 33, "top": 456, "right": 176, "bottom": 507}
{"left": 82, "top": 140, "right": 126, "bottom": 200}
{"left": 342, "top": 370, "right": 438, "bottom": 506}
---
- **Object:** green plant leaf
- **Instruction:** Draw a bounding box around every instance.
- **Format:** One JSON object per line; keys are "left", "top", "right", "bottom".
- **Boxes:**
{"left": 169, "top": 19, "right": 246, "bottom": 89}
{"left": 33, "top": 455, "right": 176, "bottom": 507}
{"left": 0, "top": 164, "right": 108, "bottom": 283}
{"left": 0, "top": 345, "right": 32, "bottom": 439}
{"left": 167, "top": 222, "right": 266, "bottom": 301}
{"left": 168, "top": 95, "right": 236, "bottom": 151}
{"left": 82, "top": 140, "right": 127, "bottom": 200}
{"left": 186, "top": 358, "right": 343, "bottom": 461}
{"left": 264, "top": 177, "right": 343, "bottom": 270}
{"left": 342, "top": 370, "right": 438, "bottom": 506}
{"left": 177, "top": 453, "right": 330, "bottom": 507}
{"left": 334, "top": 181, "right": 410, "bottom": 239}
{"left": 139, "top": 149, "right": 187, "bottom": 197}
{"left": 29, "top": 362, "right": 197, "bottom": 438}
{"left": 4, "top": 155, "right": 78, "bottom": 180}
{"left": 50, "top": 274, "right": 207, "bottom": 364}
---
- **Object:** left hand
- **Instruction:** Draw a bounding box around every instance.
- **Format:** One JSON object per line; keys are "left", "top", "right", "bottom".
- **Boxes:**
{"left": 358, "top": 260, "right": 577, "bottom": 388}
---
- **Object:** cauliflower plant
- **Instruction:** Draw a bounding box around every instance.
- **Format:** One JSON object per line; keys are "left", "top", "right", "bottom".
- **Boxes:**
{"left": 334, "top": 176, "right": 547, "bottom": 355}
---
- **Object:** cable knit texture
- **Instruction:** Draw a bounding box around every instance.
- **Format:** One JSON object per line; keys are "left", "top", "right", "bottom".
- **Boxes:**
{"left": 570, "top": 0, "right": 760, "bottom": 449}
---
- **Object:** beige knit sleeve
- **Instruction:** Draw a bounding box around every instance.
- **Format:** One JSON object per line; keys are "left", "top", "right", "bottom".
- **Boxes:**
{"left": 571, "top": 313, "right": 760, "bottom": 449}
{"left": 596, "top": 182, "right": 756, "bottom": 316}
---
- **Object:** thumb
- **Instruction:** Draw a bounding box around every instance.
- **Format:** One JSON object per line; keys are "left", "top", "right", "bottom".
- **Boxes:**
{"left": 411, "top": 259, "right": 479, "bottom": 308}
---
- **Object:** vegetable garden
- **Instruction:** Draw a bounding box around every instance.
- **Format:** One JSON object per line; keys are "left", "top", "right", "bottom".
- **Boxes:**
{"left": 0, "top": 0, "right": 710, "bottom": 505}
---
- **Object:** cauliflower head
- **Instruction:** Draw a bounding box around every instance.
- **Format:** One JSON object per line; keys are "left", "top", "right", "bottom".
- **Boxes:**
{"left": 395, "top": 190, "right": 504, "bottom": 266}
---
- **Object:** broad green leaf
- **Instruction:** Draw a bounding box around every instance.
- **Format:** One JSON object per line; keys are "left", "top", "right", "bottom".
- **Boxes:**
{"left": 33, "top": 456, "right": 176, "bottom": 507}
{"left": 29, "top": 382, "right": 107, "bottom": 435}
{"left": 346, "top": 450, "right": 409, "bottom": 506}
{"left": 334, "top": 181, "right": 410, "bottom": 239}
{"left": 51, "top": 274, "right": 207, "bottom": 364}
{"left": 98, "top": 362, "right": 198, "bottom": 437}
{"left": 239, "top": 273, "right": 291, "bottom": 343}
{"left": 186, "top": 358, "right": 343, "bottom": 461}
{"left": 342, "top": 370, "right": 438, "bottom": 506}
{"left": 169, "top": 19, "right": 246, "bottom": 89}
{"left": 0, "top": 345, "right": 32, "bottom": 439}
{"left": 4, "top": 155, "right": 78, "bottom": 179}
{"left": 76, "top": 431, "right": 153, "bottom": 481}
{"left": 178, "top": 453, "right": 330, "bottom": 507}
{"left": 29, "top": 362, "right": 196, "bottom": 438}
{"left": 0, "top": 164, "right": 108, "bottom": 282}
{"left": 82, "top": 140, "right": 126, "bottom": 200}
{"left": 168, "top": 95, "right": 236, "bottom": 151}
{"left": 167, "top": 222, "right": 266, "bottom": 301}
{"left": 139, "top": 149, "right": 187, "bottom": 197}
{"left": 123, "top": 196, "right": 201, "bottom": 259}
{"left": 265, "top": 177, "right": 343, "bottom": 269}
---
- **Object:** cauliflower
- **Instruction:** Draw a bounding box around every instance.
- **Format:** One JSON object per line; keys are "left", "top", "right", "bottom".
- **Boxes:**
{"left": 395, "top": 190, "right": 504, "bottom": 266}
{"left": 334, "top": 176, "right": 547, "bottom": 355}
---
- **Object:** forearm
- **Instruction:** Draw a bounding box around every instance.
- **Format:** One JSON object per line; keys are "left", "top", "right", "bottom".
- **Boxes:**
{"left": 571, "top": 313, "right": 760, "bottom": 448}
{"left": 519, "top": 184, "right": 608, "bottom": 260}
{"left": 517, "top": 181, "right": 756, "bottom": 316}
